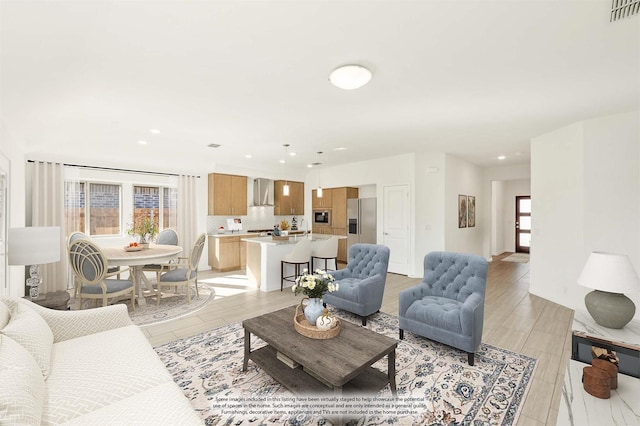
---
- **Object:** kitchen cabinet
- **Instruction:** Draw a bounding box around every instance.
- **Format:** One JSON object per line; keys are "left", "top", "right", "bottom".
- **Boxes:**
{"left": 330, "top": 187, "right": 358, "bottom": 231}
{"left": 209, "top": 234, "right": 259, "bottom": 272}
{"left": 312, "top": 188, "right": 333, "bottom": 209}
{"left": 208, "top": 235, "right": 240, "bottom": 272}
{"left": 208, "top": 173, "right": 247, "bottom": 216}
{"left": 274, "top": 180, "right": 304, "bottom": 215}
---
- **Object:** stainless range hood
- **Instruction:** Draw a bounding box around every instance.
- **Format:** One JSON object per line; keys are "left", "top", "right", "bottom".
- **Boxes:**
{"left": 253, "top": 178, "right": 274, "bottom": 206}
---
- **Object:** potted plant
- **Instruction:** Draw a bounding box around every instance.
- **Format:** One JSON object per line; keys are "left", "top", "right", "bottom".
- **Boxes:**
{"left": 279, "top": 219, "right": 290, "bottom": 236}
{"left": 292, "top": 269, "right": 339, "bottom": 324}
{"left": 127, "top": 215, "right": 158, "bottom": 246}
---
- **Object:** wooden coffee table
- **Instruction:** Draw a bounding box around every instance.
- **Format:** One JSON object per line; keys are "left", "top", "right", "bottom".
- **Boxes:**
{"left": 242, "top": 305, "right": 397, "bottom": 396}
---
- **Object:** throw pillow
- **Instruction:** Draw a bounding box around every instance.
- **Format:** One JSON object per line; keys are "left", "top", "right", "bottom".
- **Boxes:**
{"left": 0, "top": 300, "right": 10, "bottom": 330}
{"left": 0, "top": 303, "right": 54, "bottom": 378}
{"left": 0, "top": 334, "right": 46, "bottom": 424}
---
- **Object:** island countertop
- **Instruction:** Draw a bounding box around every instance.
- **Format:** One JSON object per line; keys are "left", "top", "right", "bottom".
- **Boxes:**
{"left": 242, "top": 234, "right": 342, "bottom": 245}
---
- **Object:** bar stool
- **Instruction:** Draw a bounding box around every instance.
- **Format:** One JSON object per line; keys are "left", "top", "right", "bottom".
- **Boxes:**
{"left": 311, "top": 236, "right": 339, "bottom": 271}
{"left": 281, "top": 238, "right": 311, "bottom": 291}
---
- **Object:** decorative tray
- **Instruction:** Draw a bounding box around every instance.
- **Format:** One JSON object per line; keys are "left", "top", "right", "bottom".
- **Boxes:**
{"left": 124, "top": 246, "right": 143, "bottom": 252}
{"left": 272, "top": 235, "right": 289, "bottom": 241}
{"left": 294, "top": 303, "right": 340, "bottom": 339}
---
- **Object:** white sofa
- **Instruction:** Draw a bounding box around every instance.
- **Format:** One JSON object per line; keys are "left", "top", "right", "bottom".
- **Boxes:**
{"left": 0, "top": 296, "right": 202, "bottom": 425}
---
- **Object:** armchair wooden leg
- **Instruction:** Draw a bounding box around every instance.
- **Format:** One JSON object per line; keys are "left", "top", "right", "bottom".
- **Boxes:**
{"left": 361, "top": 316, "right": 367, "bottom": 326}
{"left": 399, "top": 329, "right": 404, "bottom": 340}
{"left": 468, "top": 352, "right": 475, "bottom": 366}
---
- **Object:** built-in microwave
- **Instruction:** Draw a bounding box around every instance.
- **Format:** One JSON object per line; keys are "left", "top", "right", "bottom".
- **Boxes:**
{"left": 313, "top": 210, "right": 330, "bottom": 225}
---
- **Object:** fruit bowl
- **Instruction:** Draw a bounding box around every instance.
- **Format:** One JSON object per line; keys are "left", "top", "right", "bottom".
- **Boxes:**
{"left": 124, "top": 244, "right": 143, "bottom": 252}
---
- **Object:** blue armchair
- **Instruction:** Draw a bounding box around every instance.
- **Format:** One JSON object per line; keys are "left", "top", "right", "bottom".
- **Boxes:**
{"left": 322, "top": 243, "right": 390, "bottom": 326}
{"left": 399, "top": 251, "right": 488, "bottom": 365}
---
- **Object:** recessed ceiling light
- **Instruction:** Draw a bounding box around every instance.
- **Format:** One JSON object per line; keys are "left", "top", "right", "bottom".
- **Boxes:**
{"left": 333, "top": 147, "right": 348, "bottom": 151}
{"left": 498, "top": 155, "right": 506, "bottom": 160}
{"left": 137, "top": 140, "right": 148, "bottom": 145}
{"left": 149, "top": 129, "right": 161, "bottom": 134}
{"left": 329, "top": 65, "right": 372, "bottom": 90}
{"left": 289, "top": 152, "right": 296, "bottom": 157}
{"left": 307, "top": 164, "right": 313, "bottom": 168}
{"left": 279, "top": 159, "right": 286, "bottom": 164}
{"left": 245, "top": 154, "right": 252, "bottom": 158}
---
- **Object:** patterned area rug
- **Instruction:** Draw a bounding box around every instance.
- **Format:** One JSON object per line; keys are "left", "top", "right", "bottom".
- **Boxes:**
{"left": 70, "top": 282, "right": 216, "bottom": 326}
{"left": 501, "top": 253, "right": 530, "bottom": 263}
{"left": 155, "top": 309, "right": 536, "bottom": 425}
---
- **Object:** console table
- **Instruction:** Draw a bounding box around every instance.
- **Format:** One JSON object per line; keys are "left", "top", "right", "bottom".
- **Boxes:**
{"left": 557, "top": 309, "right": 640, "bottom": 425}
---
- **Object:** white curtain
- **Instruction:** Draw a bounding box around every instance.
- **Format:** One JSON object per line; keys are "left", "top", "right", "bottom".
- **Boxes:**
{"left": 30, "top": 161, "right": 67, "bottom": 293}
{"left": 177, "top": 175, "right": 198, "bottom": 256}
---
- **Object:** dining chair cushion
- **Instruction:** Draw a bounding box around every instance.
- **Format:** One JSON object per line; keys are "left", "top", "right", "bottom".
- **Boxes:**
{"left": 160, "top": 268, "right": 196, "bottom": 282}
{"left": 80, "top": 279, "right": 133, "bottom": 295}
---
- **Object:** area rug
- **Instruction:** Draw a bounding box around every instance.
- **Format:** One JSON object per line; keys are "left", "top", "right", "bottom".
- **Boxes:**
{"left": 155, "top": 309, "right": 536, "bottom": 425}
{"left": 501, "top": 253, "right": 530, "bottom": 263}
{"left": 70, "top": 282, "right": 216, "bottom": 326}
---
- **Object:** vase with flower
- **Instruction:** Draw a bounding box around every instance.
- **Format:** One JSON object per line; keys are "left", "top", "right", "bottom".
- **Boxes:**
{"left": 292, "top": 269, "right": 339, "bottom": 324}
{"left": 126, "top": 215, "right": 158, "bottom": 247}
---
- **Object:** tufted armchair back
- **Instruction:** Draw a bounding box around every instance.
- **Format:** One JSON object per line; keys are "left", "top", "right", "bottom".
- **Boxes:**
{"left": 422, "top": 251, "right": 487, "bottom": 302}
{"left": 343, "top": 244, "right": 390, "bottom": 280}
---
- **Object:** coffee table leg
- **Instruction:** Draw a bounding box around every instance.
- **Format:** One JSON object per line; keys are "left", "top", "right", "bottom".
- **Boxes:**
{"left": 243, "top": 329, "right": 250, "bottom": 371}
{"left": 388, "top": 349, "right": 397, "bottom": 397}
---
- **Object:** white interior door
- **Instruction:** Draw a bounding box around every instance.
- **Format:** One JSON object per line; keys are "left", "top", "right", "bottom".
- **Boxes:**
{"left": 383, "top": 184, "right": 409, "bottom": 275}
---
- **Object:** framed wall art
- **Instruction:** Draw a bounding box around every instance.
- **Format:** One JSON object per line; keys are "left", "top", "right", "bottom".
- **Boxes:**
{"left": 458, "top": 195, "right": 467, "bottom": 228}
{"left": 467, "top": 195, "right": 476, "bottom": 227}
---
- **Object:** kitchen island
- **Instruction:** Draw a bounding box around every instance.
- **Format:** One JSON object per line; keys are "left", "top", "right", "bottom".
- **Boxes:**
{"left": 244, "top": 234, "right": 345, "bottom": 292}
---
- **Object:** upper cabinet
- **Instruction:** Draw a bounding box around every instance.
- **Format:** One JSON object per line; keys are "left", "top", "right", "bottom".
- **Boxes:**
{"left": 312, "top": 188, "right": 333, "bottom": 209}
{"left": 274, "top": 180, "right": 304, "bottom": 215}
{"left": 208, "top": 173, "right": 248, "bottom": 216}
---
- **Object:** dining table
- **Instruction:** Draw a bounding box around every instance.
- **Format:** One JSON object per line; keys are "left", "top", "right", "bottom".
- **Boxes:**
{"left": 101, "top": 244, "right": 183, "bottom": 306}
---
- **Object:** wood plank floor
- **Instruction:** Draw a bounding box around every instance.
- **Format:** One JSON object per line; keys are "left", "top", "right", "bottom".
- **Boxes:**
{"left": 141, "top": 252, "right": 573, "bottom": 425}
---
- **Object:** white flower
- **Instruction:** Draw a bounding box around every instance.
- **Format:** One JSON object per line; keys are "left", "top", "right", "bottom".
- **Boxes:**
{"left": 307, "top": 281, "right": 316, "bottom": 290}
{"left": 328, "top": 283, "right": 335, "bottom": 292}
{"left": 335, "top": 283, "right": 339, "bottom": 291}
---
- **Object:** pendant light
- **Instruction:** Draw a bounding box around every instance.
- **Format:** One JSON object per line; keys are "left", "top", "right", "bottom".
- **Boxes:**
{"left": 283, "top": 144, "right": 290, "bottom": 196}
{"left": 316, "top": 151, "right": 323, "bottom": 198}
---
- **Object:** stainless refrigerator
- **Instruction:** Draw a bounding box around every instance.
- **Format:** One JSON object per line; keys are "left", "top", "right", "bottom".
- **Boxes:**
{"left": 347, "top": 198, "right": 377, "bottom": 251}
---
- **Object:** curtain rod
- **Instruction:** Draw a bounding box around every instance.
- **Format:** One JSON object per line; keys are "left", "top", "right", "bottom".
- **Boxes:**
{"left": 27, "top": 160, "right": 200, "bottom": 178}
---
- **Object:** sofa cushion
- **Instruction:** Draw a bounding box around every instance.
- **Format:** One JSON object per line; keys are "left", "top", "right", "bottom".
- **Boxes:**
{"left": 42, "top": 324, "right": 176, "bottom": 425}
{"left": 0, "top": 300, "right": 10, "bottom": 329}
{"left": 1, "top": 302, "right": 54, "bottom": 378}
{"left": 0, "top": 334, "right": 46, "bottom": 424}
{"left": 59, "top": 382, "right": 203, "bottom": 425}
{"left": 405, "top": 296, "right": 463, "bottom": 334}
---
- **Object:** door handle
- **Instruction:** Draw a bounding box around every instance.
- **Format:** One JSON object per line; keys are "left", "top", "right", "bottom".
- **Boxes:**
{"left": 384, "top": 232, "right": 389, "bottom": 236}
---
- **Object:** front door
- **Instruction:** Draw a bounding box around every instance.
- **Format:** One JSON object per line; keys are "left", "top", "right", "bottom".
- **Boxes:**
{"left": 383, "top": 184, "right": 409, "bottom": 274}
{"left": 515, "top": 196, "right": 531, "bottom": 253}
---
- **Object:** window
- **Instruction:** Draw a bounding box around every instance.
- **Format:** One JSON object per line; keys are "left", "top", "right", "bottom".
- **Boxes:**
{"left": 133, "top": 186, "right": 177, "bottom": 231}
{"left": 65, "top": 182, "right": 122, "bottom": 236}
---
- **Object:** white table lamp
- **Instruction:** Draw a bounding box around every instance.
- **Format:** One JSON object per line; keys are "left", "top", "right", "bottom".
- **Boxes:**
{"left": 577, "top": 251, "right": 640, "bottom": 329}
{"left": 8, "top": 226, "right": 61, "bottom": 299}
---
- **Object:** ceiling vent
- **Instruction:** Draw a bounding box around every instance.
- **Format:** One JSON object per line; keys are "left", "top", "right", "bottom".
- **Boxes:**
{"left": 610, "top": 0, "right": 639, "bottom": 21}
{"left": 208, "top": 143, "right": 221, "bottom": 148}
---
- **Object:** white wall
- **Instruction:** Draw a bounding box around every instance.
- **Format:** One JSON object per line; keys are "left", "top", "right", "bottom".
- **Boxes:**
{"left": 0, "top": 119, "right": 28, "bottom": 296}
{"left": 491, "top": 180, "right": 505, "bottom": 255}
{"left": 413, "top": 152, "right": 445, "bottom": 275}
{"left": 530, "top": 110, "right": 640, "bottom": 320}
{"left": 444, "top": 154, "right": 484, "bottom": 256}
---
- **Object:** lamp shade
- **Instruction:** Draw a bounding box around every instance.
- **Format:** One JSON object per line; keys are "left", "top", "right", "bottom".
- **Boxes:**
{"left": 8, "top": 226, "right": 61, "bottom": 265}
{"left": 577, "top": 251, "right": 640, "bottom": 294}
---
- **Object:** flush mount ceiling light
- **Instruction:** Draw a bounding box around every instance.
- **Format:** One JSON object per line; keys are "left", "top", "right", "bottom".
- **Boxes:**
{"left": 329, "top": 64, "right": 372, "bottom": 90}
